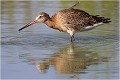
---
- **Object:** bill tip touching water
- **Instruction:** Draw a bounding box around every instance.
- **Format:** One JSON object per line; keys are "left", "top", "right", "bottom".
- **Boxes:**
{"left": 18, "top": 2, "right": 111, "bottom": 42}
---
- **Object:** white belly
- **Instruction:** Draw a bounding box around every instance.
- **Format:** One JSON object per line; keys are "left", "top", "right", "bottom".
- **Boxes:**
{"left": 61, "top": 26, "right": 75, "bottom": 36}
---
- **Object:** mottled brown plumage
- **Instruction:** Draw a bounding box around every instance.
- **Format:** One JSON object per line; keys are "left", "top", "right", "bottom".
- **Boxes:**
{"left": 18, "top": 2, "right": 111, "bottom": 42}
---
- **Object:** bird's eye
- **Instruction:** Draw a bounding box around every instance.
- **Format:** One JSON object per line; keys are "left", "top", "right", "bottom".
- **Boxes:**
{"left": 39, "top": 16, "right": 42, "bottom": 18}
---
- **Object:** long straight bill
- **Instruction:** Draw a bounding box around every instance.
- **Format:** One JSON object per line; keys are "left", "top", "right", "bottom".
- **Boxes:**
{"left": 18, "top": 20, "right": 36, "bottom": 31}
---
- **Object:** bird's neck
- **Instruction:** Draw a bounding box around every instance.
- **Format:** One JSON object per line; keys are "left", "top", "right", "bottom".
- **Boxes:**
{"left": 44, "top": 19, "right": 55, "bottom": 28}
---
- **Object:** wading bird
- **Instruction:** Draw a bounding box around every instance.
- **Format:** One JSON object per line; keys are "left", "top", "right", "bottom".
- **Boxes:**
{"left": 18, "top": 2, "right": 111, "bottom": 42}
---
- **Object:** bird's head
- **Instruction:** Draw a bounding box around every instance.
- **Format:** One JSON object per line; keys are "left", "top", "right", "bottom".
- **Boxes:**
{"left": 35, "top": 12, "right": 50, "bottom": 23}
{"left": 18, "top": 12, "right": 50, "bottom": 31}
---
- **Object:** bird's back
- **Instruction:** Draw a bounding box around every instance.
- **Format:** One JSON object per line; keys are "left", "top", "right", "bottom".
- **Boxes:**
{"left": 52, "top": 8, "right": 93, "bottom": 31}
{"left": 51, "top": 8, "right": 110, "bottom": 32}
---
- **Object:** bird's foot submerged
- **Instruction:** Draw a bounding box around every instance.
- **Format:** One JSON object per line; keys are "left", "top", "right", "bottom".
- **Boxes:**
{"left": 70, "top": 35, "right": 75, "bottom": 42}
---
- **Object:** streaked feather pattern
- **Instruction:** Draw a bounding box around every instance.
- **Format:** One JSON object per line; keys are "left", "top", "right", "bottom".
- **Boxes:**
{"left": 52, "top": 8, "right": 111, "bottom": 32}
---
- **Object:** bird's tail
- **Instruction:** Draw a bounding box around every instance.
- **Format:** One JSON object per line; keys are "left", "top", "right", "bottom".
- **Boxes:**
{"left": 92, "top": 15, "right": 111, "bottom": 23}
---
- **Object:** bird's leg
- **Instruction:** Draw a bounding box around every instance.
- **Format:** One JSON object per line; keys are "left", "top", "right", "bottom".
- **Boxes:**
{"left": 72, "top": 35, "right": 75, "bottom": 41}
{"left": 68, "top": 30, "right": 75, "bottom": 42}
{"left": 70, "top": 35, "right": 75, "bottom": 42}
{"left": 70, "top": 36, "right": 73, "bottom": 42}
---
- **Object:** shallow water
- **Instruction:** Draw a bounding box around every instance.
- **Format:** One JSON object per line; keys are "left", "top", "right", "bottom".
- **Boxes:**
{"left": 1, "top": 1, "right": 119, "bottom": 79}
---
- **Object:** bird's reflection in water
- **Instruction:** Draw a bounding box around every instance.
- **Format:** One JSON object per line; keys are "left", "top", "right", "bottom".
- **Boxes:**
{"left": 35, "top": 43, "right": 108, "bottom": 74}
